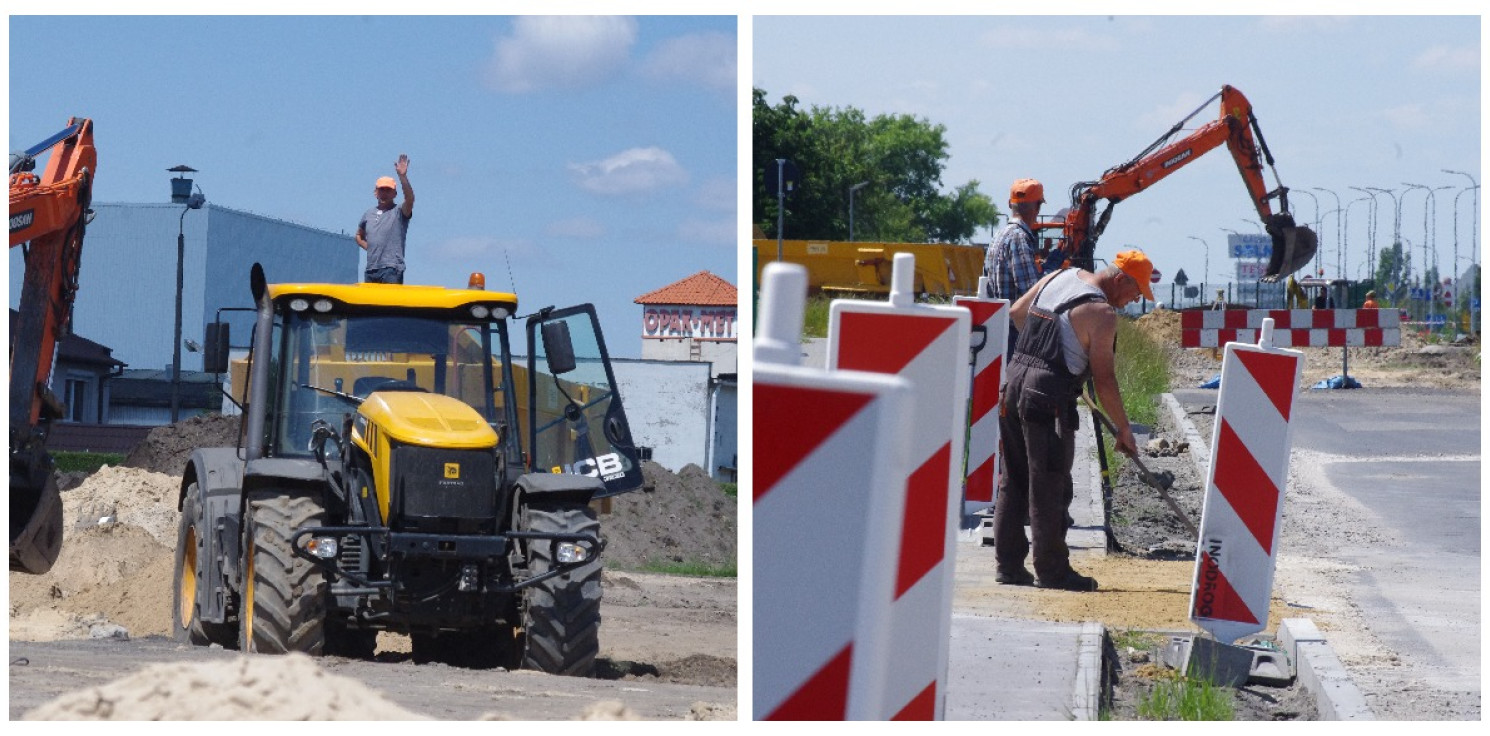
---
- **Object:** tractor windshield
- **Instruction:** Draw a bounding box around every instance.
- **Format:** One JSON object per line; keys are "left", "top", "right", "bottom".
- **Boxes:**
{"left": 271, "top": 309, "right": 513, "bottom": 457}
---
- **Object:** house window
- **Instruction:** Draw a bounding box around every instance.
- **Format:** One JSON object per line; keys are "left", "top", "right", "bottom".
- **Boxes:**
{"left": 64, "top": 378, "right": 90, "bottom": 423}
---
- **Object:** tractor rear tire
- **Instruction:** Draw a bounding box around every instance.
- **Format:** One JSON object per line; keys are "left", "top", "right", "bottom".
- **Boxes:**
{"left": 518, "top": 503, "right": 601, "bottom": 677}
{"left": 172, "top": 482, "right": 235, "bottom": 647}
{"left": 239, "top": 490, "right": 328, "bottom": 655}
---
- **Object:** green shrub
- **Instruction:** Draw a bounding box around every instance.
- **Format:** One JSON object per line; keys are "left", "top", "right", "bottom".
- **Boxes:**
{"left": 51, "top": 451, "right": 125, "bottom": 474}
{"left": 1136, "top": 671, "right": 1235, "bottom": 721}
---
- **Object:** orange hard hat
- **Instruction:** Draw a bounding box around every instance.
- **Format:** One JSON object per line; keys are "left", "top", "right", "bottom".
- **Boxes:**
{"left": 1010, "top": 178, "right": 1045, "bottom": 205}
{"left": 375, "top": 176, "right": 397, "bottom": 190}
{"left": 1114, "top": 249, "right": 1156, "bottom": 302}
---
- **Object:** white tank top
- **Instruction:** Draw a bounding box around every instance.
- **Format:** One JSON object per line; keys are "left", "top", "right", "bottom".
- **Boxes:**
{"left": 1032, "top": 270, "right": 1106, "bottom": 375}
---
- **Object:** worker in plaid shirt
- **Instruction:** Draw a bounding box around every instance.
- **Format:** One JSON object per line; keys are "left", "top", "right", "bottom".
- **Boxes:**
{"left": 985, "top": 178, "right": 1048, "bottom": 352}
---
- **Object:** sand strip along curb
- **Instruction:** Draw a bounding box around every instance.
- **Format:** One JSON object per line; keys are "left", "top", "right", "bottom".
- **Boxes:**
{"left": 1162, "top": 393, "right": 1374, "bottom": 720}
{"left": 1279, "top": 618, "right": 1376, "bottom": 720}
{"left": 1161, "top": 392, "right": 1212, "bottom": 482}
{"left": 1070, "top": 621, "right": 1105, "bottom": 720}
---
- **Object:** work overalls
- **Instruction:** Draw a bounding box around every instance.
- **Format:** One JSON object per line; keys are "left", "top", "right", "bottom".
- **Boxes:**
{"left": 993, "top": 271, "right": 1107, "bottom": 581}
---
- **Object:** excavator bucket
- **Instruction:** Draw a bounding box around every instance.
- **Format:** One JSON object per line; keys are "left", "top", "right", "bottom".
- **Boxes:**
{"left": 10, "top": 472, "right": 64, "bottom": 574}
{"left": 1262, "top": 213, "right": 1319, "bottom": 282}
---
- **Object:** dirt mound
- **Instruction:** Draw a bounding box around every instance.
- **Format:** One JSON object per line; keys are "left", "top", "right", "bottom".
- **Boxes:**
{"left": 23, "top": 652, "right": 427, "bottom": 720}
{"left": 602, "top": 462, "right": 737, "bottom": 570}
{"left": 10, "top": 465, "right": 182, "bottom": 641}
{"left": 122, "top": 413, "right": 241, "bottom": 475}
{"left": 1133, "top": 308, "right": 1183, "bottom": 345}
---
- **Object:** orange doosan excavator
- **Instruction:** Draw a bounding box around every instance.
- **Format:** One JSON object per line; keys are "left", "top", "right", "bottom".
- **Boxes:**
{"left": 10, "top": 117, "right": 96, "bottom": 574}
{"left": 1041, "top": 85, "right": 1317, "bottom": 281}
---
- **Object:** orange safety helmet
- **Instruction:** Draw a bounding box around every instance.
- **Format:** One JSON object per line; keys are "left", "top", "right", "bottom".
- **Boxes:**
{"left": 1010, "top": 178, "right": 1045, "bottom": 205}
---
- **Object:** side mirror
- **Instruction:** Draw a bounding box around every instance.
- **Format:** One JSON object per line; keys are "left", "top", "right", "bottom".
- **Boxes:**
{"left": 541, "top": 321, "right": 576, "bottom": 375}
{"left": 204, "top": 322, "right": 231, "bottom": 373}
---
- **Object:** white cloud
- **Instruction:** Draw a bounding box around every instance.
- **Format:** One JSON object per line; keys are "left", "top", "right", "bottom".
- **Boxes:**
{"left": 1380, "top": 103, "right": 1434, "bottom": 130}
{"left": 545, "top": 216, "right": 606, "bottom": 240}
{"left": 1413, "top": 45, "right": 1479, "bottom": 72}
{"left": 640, "top": 31, "right": 735, "bottom": 91}
{"left": 569, "top": 147, "right": 688, "bottom": 196}
{"left": 430, "top": 235, "right": 536, "bottom": 263}
{"left": 978, "top": 26, "right": 1119, "bottom": 52}
{"left": 693, "top": 176, "right": 736, "bottom": 212}
{"left": 677, "top": 217, "right": 735, "bottom": 246}
{"left": 484, "top": 16, "right": 637, "bottom": 94}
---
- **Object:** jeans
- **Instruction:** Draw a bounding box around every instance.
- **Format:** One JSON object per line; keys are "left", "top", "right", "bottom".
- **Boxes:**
{"left": 364, "top": 266, "right": 403, "bottom": 284}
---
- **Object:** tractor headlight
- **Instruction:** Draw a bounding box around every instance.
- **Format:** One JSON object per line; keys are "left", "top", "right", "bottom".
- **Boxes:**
{"left": 490, "top": 307, "right": 511, "bottom": 320}
{"left": 470, "top": 304, "right": 490, "bottom": 319}
{"left": 556, "top": 542, "right": 590, "bottom": 564}
{"left": 289, "top": 298, "right": 310, "bottom": 312}
{"left": 306, "top": 536, "right": 338, "bottom": 559}
{"left": 313, "top": 298, "right": 334, "bottom": 313}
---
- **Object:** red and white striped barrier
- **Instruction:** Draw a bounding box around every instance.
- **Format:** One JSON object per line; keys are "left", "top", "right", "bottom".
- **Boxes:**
{"left": 1181, "top": 309, "right": 1400, "bottom": 348}
{"left": 754, "top": 263, "right": 913, "bottom": 720}
{"left": 1189, "top": 319, "right": 1305, "bottom": 644}
{"left": 829, "top": 253, "right": 972, "bottom": 720}
{"left": 954, "top": 283, "right": 1009, "bottom": 515}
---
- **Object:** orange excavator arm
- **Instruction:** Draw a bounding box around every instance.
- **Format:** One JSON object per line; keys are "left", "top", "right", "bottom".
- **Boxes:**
{"left": 1053, "top": 85, "right": 1316, "bottom": 281}
{"left": 9, "top": 116, "right": 96, "bottom": 574}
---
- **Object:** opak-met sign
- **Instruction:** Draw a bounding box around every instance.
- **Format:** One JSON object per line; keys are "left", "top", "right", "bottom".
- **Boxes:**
{"left": 642, "top": 305, "right": 738, "bottom": 341}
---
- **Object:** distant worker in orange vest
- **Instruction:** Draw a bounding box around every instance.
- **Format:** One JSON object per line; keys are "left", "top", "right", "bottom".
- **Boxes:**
{"left": 1362, "top": 290, "right": 1380, "bottom": 309}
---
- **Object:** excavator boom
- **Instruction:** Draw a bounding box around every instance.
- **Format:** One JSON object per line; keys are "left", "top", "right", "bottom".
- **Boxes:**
{"left": 1052, "top": 86, "right": 1316, "bottom": 282}
{"left": 10, "top": 117, "right": 96, "bottom": 574}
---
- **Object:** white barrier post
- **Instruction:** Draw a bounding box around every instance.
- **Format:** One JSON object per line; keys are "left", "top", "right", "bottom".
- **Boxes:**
{"left": 828, "top": 253, "right": 972, "bottom": 720}
{"left": 1189, "top": 318, "right": 1305, "bottom": 644}
{"left": 754, "top": 263, "right": 914, "bottom": 720}
{"left": 954, "top": 278, "right": 1009, "bottom": 516}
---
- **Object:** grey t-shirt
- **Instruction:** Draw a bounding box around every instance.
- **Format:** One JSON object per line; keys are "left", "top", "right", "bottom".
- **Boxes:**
{"left": 360, "top": 205, "right": 411, "bottom": 271}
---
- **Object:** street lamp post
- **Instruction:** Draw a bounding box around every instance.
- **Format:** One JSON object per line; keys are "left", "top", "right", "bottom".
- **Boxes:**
{"left": 1293, "top": 189, "right": 1319, "bottom": 276}
{"left": 1349, "top": 186, "right": 1381, "bottom": 277}
{"left": 1444, "top": 169, "right": 1478, "bottom": 270}
{"left": 849, "top": 180, "right": 869, "bottom": 242}
{"left": 168, "top": 165, "right": 206, "bottom": 424}
{"left": 1187, "top": 235, "right": 1209, "bottom": 288}
{"left": 1345, "top": 194, "right": 1373, "bottom": 287}
{"left": 1311, "top": 187, "right": 1342, "bottom": 278}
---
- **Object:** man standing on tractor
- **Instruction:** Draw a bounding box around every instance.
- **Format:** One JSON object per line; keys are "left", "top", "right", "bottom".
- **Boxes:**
{"left": 984, "top": 178, "right": 1046, "bottom": 352}
{"left": 357, "top": 154, "right": 415, "bottom": 284}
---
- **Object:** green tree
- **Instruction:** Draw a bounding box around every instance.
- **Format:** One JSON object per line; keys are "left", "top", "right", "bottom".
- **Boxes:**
{"left": 753, "top": 88, "right": 998, "bottom": 244}
{"left": 1373, "top": 240, "right": 1412, "bottom": 305}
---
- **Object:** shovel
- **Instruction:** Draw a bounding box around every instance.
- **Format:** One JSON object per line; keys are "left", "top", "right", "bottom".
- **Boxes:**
{"left": 1081, "top": 396, "right": 1199, "bottom": 538}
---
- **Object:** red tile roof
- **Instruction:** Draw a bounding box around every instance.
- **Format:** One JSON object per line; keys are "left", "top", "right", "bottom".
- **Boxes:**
{"left": 634, "top": 270, "right": 737, "bottom": 306}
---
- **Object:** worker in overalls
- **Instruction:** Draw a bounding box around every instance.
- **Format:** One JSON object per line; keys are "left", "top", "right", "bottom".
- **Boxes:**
{"left": 993, "top": 250, "right": 1153, "bottom": 591}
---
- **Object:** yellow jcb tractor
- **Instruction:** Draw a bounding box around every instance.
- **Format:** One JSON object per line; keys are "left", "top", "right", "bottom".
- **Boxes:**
{"left": 172, "top": 264, "right": 642, "bottom": 675}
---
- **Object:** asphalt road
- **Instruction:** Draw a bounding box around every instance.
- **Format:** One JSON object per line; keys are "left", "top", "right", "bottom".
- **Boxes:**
{"left": 1173, "top": 386, "right": 1481, "bottom": 716}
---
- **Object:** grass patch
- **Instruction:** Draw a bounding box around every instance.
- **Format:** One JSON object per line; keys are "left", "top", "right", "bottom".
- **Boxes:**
{"left": 1136, "top": 669, "right": 1236, "bottom": 721}
{"left": 1111, "top": 628, "right": 1163, "bottom": 653}
{"left": 634, "top": 559, "right": 737, "bottom": 578}
{"left": 719, "top": 482, "right": 737, "bottom": 499}
{"left": 51, "top": 451, "right": 125, "bottom": 474}
{"left": 802, "top": 295, "right": 832, "bottom": 338}
{"left": 1097, "top": 316, "right": 1171, "bottom": 475}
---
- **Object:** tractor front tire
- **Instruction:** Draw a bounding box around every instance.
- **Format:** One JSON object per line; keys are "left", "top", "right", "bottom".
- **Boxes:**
{"left": 239, "top": 490, "right": 328, "bottom": 655}
{"left": 518, "top": 503, "right": 602, "bottom": 677}
{"left": 172, "top": 482, "right": 235, "bottom": 647}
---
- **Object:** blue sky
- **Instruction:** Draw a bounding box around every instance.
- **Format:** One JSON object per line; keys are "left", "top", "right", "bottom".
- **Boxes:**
{"left": 754, "top": 14, "right": 1481, "bottom": 290}
{"left": 10, "top": 15, "right": 737, "bottom": 357}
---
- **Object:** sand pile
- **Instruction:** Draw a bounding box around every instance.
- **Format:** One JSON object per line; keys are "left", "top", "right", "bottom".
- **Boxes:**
{"left": 9, "top": 466, "right": 180, "bottom": 641}
{"left": 602, "top": 462, "right": 737, "bottom": 570}
{"left": 1132, "top": 307, "right": 1182, "bottom": 345}
{"left": 22, "top": 653, "right": 428, "bottom": 720}
{"left": 122, "top": 413, "right": 241, "bottom": 475}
